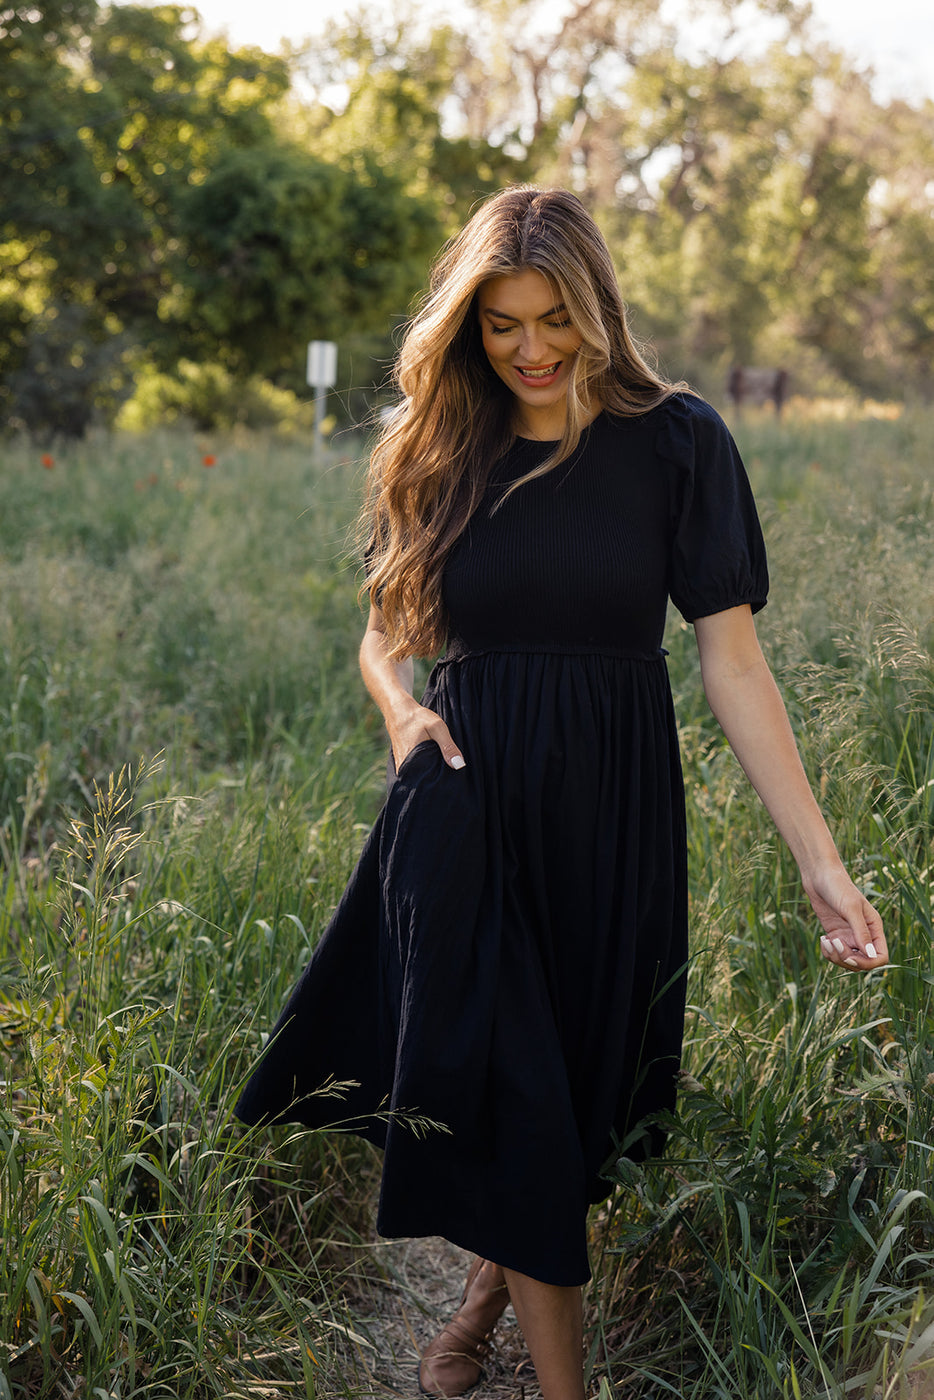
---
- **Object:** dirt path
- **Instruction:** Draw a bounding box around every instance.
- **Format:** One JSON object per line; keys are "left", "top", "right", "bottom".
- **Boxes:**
{"left": 338, "top": 1234, "right": 542, "bottom": 1400}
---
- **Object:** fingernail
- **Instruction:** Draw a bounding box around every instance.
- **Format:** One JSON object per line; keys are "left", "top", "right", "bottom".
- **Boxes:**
{"left": 449, "top": 755, "right": 466, "bottom": 770}
{"left": 844, "top": 957, "right": 859, "bottom": 967}
{"left": 865, "top": 943, "right": 877, "bottom": 958}
{"left": 820, "top": 937, "right": 832, "bottom": 952}
{"left": 832, "top": 938, "right": 846, "bottom": 954}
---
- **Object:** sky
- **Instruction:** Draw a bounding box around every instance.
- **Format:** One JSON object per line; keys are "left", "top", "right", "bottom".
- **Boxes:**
{"left": 172, "top": 0, "right": 934, "bottom": 106}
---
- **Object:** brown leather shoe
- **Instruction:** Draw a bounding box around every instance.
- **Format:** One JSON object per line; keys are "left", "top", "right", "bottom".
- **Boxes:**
{"left": 418, "top": 1257, "right": 509, "bottom": 1398}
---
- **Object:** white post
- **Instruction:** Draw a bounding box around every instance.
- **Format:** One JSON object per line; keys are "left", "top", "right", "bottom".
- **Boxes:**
{"left": 306, "top": 341, "right": 338, "bottom": 451}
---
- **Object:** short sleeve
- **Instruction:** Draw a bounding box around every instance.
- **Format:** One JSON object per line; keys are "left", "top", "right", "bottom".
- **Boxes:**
{"left": 660, "top": 394, "right": 769, "bottom": 623}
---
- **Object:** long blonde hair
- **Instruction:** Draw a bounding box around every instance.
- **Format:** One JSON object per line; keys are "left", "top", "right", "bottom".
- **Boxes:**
{"left": 365, "top": 185, "right": 685, "bottom": 659}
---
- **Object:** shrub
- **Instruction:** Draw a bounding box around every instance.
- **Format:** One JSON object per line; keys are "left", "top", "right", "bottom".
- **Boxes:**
{"left": 116, "top": 360, "right": 318, "bottom": 436}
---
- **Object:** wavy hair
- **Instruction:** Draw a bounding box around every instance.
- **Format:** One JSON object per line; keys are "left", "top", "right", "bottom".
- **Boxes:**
{"left": 364, "top": 185, "right": 686, "bottom": 659}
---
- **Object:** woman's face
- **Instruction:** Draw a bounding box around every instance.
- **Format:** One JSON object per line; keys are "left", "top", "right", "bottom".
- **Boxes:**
{"left": 477, "top": 269, "right": 584, "bottom": 437}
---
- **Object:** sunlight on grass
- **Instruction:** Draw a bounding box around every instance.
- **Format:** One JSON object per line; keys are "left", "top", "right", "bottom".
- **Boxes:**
{"left": 1, "top": 414, "right": 932, "bottom": 1396}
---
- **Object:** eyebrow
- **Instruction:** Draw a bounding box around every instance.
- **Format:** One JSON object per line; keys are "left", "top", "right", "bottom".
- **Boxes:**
{"left": 481, "top": 302, "right": 568, "bottom": 321}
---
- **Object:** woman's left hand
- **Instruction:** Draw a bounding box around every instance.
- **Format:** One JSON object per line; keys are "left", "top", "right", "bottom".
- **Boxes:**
{"left": 804, "top": 863, "right": 888, "bottom": 971}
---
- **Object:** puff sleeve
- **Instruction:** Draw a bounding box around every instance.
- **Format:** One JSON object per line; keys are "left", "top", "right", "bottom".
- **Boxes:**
{"left": 661, "top": 394, "right": 769, "bottom": 623}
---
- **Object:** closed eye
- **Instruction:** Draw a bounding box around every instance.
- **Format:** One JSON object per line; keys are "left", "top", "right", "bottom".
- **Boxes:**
{"left": 488, "top": 318, "right": 574, "bottom": 335}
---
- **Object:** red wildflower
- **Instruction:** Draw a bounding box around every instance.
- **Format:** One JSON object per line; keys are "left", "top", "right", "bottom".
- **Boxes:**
{"left": 41, "top": 454, "right": 54, "bottom": 469}
{"left": 202, "top": 454, "right": 216, "bottom": 467}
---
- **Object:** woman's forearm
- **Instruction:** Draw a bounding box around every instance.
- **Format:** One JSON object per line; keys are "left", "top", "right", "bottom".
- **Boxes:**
{"left": 359, "top": 607, "right": 417, "bottom": 728}
{"left": 358, "top": 605, "right": 466, "bottom": 769}
{"left": 699, "top": 643, "right": 839, "bottom": 880}
{"left": 693, "top": 606, "right": 886, "bottom": 967}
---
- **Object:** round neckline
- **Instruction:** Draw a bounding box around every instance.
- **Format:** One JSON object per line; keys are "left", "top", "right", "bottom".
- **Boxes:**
{"left": 513, "top": 409, "right": 606, "bottom": 445}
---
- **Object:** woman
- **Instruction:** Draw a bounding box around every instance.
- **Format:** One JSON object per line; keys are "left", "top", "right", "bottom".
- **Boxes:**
{"left": 236, "top": 187, "right": 887, "bottom": 1400}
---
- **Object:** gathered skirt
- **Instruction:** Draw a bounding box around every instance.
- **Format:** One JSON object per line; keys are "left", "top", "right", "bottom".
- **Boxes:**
{"left": 235, "top": 644, "right": 688, "bottom": 1286}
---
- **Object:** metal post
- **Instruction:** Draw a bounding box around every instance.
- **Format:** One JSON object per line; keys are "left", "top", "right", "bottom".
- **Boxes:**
{"left": 306, "top": 341, "right": 338, "bottom": 453}
{"left": 315, "top": 383, "right": 326, "bottom": 449}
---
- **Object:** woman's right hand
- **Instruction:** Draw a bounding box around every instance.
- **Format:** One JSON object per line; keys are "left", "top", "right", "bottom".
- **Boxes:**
{"left": 358, "top": 605, "right": 466, "bottom": 772}
{"left": 388, "top": 700, "right": 466, "bottom": 771}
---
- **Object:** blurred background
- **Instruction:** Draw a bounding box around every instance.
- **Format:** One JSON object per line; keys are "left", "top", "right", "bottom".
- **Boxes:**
{"left": 2, "top": 0, "right": 932, "bottom": 440}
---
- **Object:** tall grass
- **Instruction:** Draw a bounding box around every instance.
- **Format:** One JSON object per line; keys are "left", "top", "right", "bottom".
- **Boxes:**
{"left": 592, "top": 408, "right": 934, "bottom": 1398}
{"left": 0, "top": 410, "right": 932, "bottom": 1396}
{"left": 0, "top": 431, "right": 385, "bottom": 1397}
{"left": 0, "top": 755, "right": 379, "bottom": 1397}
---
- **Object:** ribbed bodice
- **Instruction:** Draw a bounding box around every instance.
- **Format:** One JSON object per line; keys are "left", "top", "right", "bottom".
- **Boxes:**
{"left": 442, "top": 398, "right": 767, "bottom": 657}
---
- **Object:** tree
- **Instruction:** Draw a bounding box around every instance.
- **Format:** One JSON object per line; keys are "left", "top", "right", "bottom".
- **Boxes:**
{"left": 298, "top": 6, "right": 529, "bottom": 228}
{"left": 4, "top": 0, "right": 932, "bottom": 431}
{"left": 0, "top": 0, "right": 134, "bottom": 424}
{"left": 0, "top": 3, "right": 294, "bottom": 429}
{"left": 169, "top": 143, "right": 440, "bottom": 384}
{"left": 0, "top": 2, "right": 442, "bottom": 432}
{"left": 302, "top": 0, "right": 934, "bottom": 398}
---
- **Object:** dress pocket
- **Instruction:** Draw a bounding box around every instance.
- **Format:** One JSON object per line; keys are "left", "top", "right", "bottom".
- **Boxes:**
{"left": 387, "top": 739, "right": 440, "bottom": 789}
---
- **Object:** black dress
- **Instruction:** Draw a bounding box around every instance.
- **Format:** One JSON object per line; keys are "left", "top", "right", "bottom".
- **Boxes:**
{"left": 235, "top": 395, "right": 768, "bottom": 1287}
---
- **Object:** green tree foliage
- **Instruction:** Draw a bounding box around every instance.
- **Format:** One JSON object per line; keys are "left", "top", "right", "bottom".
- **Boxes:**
{"left": 170, "top": 146, "right": 438, "bottom": 381}
{"left": 858, "top": 97, "right": 934, "bottom": 396}
{"left": 0, "top": 2, "right": 440, "bottom": 433}
{"left": 2, "top": 0, "right": 932, "bottom": 434}
{"left": 300, "top": 7, "right": 529, "bottom": 227}
{"left": 298, "top": 0, "right": 934, "bottom": 400}
{"left": 591, "top": 46, "right": 886, "bottom": 386}
{"left": 0, "top": 0, "right": 127, "bottom": 426}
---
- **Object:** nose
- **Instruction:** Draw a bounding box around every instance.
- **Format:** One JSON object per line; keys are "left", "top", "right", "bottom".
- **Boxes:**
{"left": 519, "top": 324, "right": 547, "bottom": 363}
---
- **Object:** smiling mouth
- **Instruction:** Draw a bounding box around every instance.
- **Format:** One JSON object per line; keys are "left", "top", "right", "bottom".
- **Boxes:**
{"left": 516, "top": 362, "right": 561, "bottom": 381}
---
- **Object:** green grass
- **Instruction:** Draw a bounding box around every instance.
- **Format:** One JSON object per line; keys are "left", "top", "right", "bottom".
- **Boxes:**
{"left": 0, "top": 431, "right": 386, "bottom": 1397}
{"left": 592, "top": 408, "right": 934, "bottom": 1398}
{"left": 1, "top": 411, "right": 932, "bottom": 1397}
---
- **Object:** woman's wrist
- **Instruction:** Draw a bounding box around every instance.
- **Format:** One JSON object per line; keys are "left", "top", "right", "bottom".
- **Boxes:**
{"left": 382, "top": 693, "right": 422, "bottom": 743}
{"left": 793, "top": 840, "right": 848, "bottom": 895}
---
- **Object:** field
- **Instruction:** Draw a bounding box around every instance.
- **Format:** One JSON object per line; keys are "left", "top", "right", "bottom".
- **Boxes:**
{"left": 0, "top": 409, "right": 932, "bottom": 1399}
